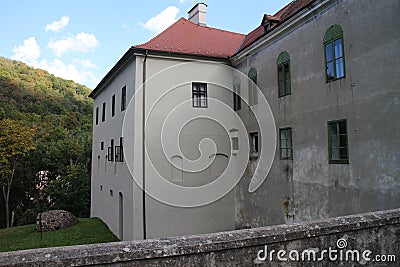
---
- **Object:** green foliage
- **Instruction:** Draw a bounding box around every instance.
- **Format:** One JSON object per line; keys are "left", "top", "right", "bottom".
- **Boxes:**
{"left": 44, "top": 165, "right": 90, "bottom": 217}
{"left": 0, "top": 218, "right": 119, "bottom": 252}
{"left": 0, "top": 56, "right": 94, "bottom": 228}
{"left": 0, "top": 119, "right": 36, "bottom": 227}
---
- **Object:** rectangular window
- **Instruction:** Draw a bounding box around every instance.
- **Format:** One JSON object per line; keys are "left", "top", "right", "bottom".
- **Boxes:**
{"left": 115, "top": 137, "right": 124, "bottom": 162}
{"left": 328, "top": 120, "right": 348, "bottom": 163}
{"left": 231, "top": 137, "right": 239, "bottom": 151}
{"left": 278, "top": 62, "right": 291, "bottom": 97}
{"left": 121, "top": 86, "right": 126, "bottom": 111}
{"left": 102, "top": 102, "right": 106, "bottom": 122}
{"left": 325, "top": 38, "right": 345, "bottom": 82}
{"left": 111, "top": 94, "right": 115, "bottom": 117}
{"left": 108, "top": 139, "right": 114, "bottom": 161}
{"left": 279, "top": 127, "right": 293, "bottom": 160}
{"left": 95, "top": 107, "right": 99, "bottom": 125}
{"left": 192, "top": 83, "right": 207, "bottom": 108}
{"left": 250, "top": 132, "right": 259, "bottom": 153}
{"left": 249, "top": 83, "right": 258, "bottom": 106}
{"left": 233, "top": 83, "right": 241, "bottom": 111}
{"left": 100, "top": 141, "right": 104, "bottom": 150}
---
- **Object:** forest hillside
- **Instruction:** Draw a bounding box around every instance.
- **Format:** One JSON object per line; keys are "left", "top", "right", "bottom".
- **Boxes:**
{"left": 0, "top": 56, "right": 93, "bottom": 228}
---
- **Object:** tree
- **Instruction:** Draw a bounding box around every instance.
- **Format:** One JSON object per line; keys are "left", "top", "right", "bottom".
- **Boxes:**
{"left": 43, "top": 164, "right": 90, "bottom": 217}
{"left": 0, "top": 119, "right": 36, "bottom": 227}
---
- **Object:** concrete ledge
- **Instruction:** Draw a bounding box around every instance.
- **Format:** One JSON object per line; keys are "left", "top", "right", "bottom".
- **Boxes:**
{"left": 1, "top": 208, "right": 399, "bottom": 266}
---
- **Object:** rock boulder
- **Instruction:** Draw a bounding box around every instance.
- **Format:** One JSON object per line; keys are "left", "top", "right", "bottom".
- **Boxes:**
{"left": 36, "top": 210, "right": 78, "bottom": 232}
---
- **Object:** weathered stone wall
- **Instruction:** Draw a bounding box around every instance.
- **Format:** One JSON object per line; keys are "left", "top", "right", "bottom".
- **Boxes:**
{"left": 232, "top": 0, "right": 400, "bottom": 229}
{"left": 1, "top": 208, "right": 398, "bottom": 266}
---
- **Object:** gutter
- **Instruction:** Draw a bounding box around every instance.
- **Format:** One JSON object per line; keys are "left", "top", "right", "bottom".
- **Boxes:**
{"left": 142, "top": 50, "right": 148, "bottom": 239}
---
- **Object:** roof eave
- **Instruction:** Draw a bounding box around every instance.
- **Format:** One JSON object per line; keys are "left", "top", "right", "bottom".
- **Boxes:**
{"left": 90, "top": 47, "right": 232, "bottom": 99}
{"left": 89, "top": 48, "right": 135, "bottom": 98}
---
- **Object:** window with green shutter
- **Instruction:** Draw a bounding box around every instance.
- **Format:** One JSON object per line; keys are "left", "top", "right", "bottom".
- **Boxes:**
{"left": 277, "top": 51, "right": 291, "bottom": 97}
{"left": 324, "top": 25, "right": 345, "bottom": 82}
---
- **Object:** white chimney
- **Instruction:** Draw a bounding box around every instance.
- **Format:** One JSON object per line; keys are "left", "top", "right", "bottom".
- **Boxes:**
{"left": 188, "top": 3, "right": 207, "bottom": 26}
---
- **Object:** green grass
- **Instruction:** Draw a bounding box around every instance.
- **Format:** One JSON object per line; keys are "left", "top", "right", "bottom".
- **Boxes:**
{"left": 0, "top": 217, "right": 119, "bottom": 252}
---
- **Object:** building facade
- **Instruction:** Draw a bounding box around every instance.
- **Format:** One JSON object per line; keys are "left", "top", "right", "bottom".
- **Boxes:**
{"left": 90, "top": 0, "right": 400, "bottom": 240}
{"left": 232, "top": 0, "right": 400, "bottom": 229}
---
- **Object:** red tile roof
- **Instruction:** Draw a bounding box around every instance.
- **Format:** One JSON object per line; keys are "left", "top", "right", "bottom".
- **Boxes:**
{"left": 134, "top": 17, "right": 245, "bottom": 58}
{"left": 237, "top": 0, "right": 315, "bottom": 53}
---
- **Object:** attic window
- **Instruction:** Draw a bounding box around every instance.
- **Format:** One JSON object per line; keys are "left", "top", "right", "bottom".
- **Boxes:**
{"left": 262, "top": 15, "right": 280, "bottom": 32}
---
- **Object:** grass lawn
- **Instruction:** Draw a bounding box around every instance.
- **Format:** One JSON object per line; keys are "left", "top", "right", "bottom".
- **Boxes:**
{"left": 0, "top": 217, "right": 119, "bottom": 253}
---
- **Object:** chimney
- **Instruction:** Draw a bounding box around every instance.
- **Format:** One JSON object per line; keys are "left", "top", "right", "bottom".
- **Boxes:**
{"left": 188, "top": 3, "right": 207, "bottom": 26}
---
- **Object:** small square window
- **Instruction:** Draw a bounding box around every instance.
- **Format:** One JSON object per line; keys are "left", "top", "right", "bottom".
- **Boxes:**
{"left": 192, "top": 83, "right": 207, "bottom": 108}
{"left": 279, "top": 128, "right": 293, "bottom": 160}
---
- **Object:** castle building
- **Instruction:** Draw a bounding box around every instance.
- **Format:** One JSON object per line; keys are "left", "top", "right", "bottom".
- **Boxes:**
{"left": 90, "top": 0, "right": 400, "bottom": 240}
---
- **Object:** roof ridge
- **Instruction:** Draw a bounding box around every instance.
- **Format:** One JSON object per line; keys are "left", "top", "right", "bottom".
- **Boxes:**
{"left": 184, "top": 18, "right": 245, "bottom": 36}
{"left": 132, "top": 17, "right": 245, "bottom": 58}
{"left": 134, "top": 17, "right": 244, "bottom": 48}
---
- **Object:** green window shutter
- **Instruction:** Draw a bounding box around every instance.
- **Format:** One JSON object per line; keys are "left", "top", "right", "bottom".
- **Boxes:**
{"left": 248, "top": 67, "right": 257, "bottom": 83}
{"left": 277, "top": 51, "right": 290, "bottom": 66}
{"left": 323, "top": 24, "right": 343, "bottom": 44}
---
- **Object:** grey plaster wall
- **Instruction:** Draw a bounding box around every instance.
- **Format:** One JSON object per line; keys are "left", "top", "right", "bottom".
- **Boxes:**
{"left": 91, "top": 57, "right": 137, "bottom": 240}
{"left": 1, "top": 208, "right": 398, "bottom": 266}
{"left": 232, "top": 0, "right": 400, "bottom": 229}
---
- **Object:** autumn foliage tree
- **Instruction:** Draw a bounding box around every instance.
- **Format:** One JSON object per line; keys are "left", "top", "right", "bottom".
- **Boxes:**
{"left": 0, "top": 57, "right": 93, "bottom": 227}
{"left": 0, "top": 119, "right": 36, "bottom": 228}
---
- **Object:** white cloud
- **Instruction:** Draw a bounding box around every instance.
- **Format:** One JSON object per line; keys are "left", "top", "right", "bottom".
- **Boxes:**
{"left": 48, "top": 32, "right": 99, "bottom": 56}
{"left": 12, "top": 37, "right": 98, "bottom": 88}
{"left": 11, "top": 36, "right": 41, "bottom": 62}
{"left": 44, "top": 16, "right": 70, "bottom": 32}
{"left": 140, "top": 6, "right": 179, "bottom": 33}
{"left": 34, "top": 59, "right": 97, "bottom": 86}
{"left": 73, "top": 58, "right": 98, "bottom": 69}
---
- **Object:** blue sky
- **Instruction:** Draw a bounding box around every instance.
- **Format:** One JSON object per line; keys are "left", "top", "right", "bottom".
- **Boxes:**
{"left": 0, "top": 0, "right": 291, "bottom": 89}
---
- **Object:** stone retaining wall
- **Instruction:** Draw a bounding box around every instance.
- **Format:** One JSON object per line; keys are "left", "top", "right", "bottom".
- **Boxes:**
{"left": 0, "top": 208, "right": 399, "bottom": 266}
